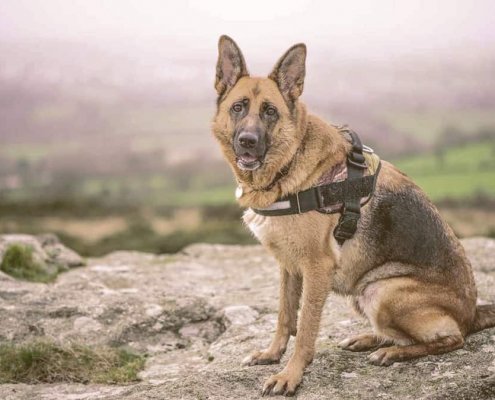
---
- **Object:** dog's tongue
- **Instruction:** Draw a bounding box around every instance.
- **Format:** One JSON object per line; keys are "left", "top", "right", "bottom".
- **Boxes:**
{"left": 240, "top": 154, "right": 257, "bottom": 163}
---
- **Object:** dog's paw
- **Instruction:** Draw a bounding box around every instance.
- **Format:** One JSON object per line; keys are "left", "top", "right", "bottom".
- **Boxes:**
{"left": 262, "top": 369, "right": 303, "bottom": 397}
{"left": 367, "top": 347, "right": 397, "bottom": 366}
{"left": 242, "top": 349, "right": 281, "bottom": 366}
{"left": 339, "top": 337, "right": 361, "bottom": 351}
{"left": 338, "top": 333, "right": 381, "bottom": 352}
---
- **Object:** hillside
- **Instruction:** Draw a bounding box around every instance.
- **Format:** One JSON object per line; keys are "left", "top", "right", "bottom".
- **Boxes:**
{"left": 394, "top": 140, "right": 495, "bottom": 200}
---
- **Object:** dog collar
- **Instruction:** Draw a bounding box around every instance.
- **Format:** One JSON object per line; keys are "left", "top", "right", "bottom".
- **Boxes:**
{"left": 251, "top": 128, "right": 381, "bottom": 244}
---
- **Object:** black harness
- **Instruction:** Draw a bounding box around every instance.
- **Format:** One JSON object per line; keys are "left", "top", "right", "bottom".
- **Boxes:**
{"left": 252, "top": 129, "right": 381, "bottom": 245}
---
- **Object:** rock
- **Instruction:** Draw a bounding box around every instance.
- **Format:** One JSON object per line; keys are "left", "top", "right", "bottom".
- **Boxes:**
{"left": 0, "top": 271, "right": 14, "bottom": 281}
{"left": 39, "top": 233, "right": 85, "bottom": 268}
{"left": 0, "top": 238, "right": 494, "bottom": 399}
{"left": 223, "top": 305, "right": 259, "bottom": 326}
{"left": 0, "top": 234, "right": 85, "bottom": 272}
{"left": 73, "top": 317, "right": 103, "bottom": 335}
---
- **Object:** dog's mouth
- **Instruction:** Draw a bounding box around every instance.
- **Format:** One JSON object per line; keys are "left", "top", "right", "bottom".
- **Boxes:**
{"left": 236, "top": 153, "right": 262, "bottom": 171}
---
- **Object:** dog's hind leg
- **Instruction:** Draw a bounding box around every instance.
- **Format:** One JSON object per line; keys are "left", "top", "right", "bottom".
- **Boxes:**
{"left": 242, "top": 268, "right": 302, "bottom": 366}
{"left": 368, "top": 333, "right": 464, "bottom": 366}
{"left": 362, "top": 277, "right": 468, "bottom": 366}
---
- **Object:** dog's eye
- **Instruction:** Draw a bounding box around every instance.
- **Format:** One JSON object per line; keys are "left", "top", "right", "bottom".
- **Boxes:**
{"left": 265, "top": 106, "right": 277, "bottom": 116}
{"left": 232, "top": 103, "right": 243, "bottom": 113}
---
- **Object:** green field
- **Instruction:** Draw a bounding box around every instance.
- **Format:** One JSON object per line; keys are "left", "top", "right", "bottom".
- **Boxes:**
{"left": 1, "top": 138, "right": 494, "bottom": 256}
{"left": 393, "top": 141, "right": 495, "bottom": 200}
{"left": 62, "top": 140, "right": 495, "bottom": 206}
{"left": 164, "top": 140, "right": 495, "bottom": 206}
{"left": 2, "top": 139, "right": 493, "bottom": 207}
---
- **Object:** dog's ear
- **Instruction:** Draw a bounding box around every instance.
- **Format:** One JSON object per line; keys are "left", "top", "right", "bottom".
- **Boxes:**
{"left": 215, "top": 35, "right": 249, "bottom": 97}
{"left": 269, "top": 43, "right": 306, "bottom": 103}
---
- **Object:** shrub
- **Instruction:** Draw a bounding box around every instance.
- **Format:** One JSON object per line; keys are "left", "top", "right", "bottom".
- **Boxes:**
{"left": 0, "top": 244, "right": 57, "bottom": 283}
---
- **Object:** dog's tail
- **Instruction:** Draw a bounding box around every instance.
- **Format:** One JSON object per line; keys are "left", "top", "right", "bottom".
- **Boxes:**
{"left": 470, "top": 304, "right": 495, "bottom": 333}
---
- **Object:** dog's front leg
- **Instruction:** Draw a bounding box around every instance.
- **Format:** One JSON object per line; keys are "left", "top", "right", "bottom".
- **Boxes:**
{"left": 243, "top": 267, "right": 302, "bottom": 366}
{"left": 262, "top": 261, "right": 332, "bottom": 396}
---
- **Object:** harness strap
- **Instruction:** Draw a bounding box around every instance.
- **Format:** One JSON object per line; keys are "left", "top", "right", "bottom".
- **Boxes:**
{"left": 333, "top": 130, "right": 366, "bottom": 244}
{"left": 251, "top": 129, "right": 379, "bottom": 245}
{"left": 252, "top": 174, "right": 376, "bottom": 217}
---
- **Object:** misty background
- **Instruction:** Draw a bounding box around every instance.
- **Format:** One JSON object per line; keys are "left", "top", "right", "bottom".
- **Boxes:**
{"left": 1, "top": 0, "right": 494, "bottom": 255}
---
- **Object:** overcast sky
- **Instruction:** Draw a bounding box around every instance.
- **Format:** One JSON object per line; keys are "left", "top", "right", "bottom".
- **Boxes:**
{"left": 0, "top": 0, "right": 494, "bottom": 58}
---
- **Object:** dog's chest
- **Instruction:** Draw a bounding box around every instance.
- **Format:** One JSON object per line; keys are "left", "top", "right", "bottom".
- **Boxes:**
{"left": 243, "top": 208, "right": 340, "bottom": 273}
{"left": 243, "top": 209, "right": 272, "bottom": 242}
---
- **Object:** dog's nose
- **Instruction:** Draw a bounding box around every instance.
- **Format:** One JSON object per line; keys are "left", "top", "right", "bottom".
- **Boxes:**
{"left": 238, "top": 132, "right": 258, "bottom": 149}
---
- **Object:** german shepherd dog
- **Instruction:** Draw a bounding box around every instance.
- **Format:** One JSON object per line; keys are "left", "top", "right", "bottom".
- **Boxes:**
{"left": 212, "top": 35, "right": 495, "bottom": 396}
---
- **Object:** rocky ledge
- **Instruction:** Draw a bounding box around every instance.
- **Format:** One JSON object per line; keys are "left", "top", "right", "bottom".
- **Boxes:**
{"left": 0, "top": 236, "right": 495, "bottom": 399}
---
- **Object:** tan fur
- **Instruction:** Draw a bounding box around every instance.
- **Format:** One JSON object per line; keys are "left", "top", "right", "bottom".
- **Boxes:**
{"left": 213, "top": 77, "right": 349, "bottom": 209}
{"left": 212, "top": 36, "right": 493, "bottom": 396}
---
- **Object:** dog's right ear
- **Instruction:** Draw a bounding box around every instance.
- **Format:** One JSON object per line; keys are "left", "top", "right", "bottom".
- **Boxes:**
{"left": 215, "top": 35, "right": 249, "bottom": 97}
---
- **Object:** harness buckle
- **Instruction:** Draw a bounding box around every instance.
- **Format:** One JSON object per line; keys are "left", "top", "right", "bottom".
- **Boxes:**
{"left": 293, "top": 188, "right": 321, "bottom": 214}
{"left": 348, "top": 150, "right": 367, "bottom": 169}
{"left": 334, "top": 208, "right": 361, "bottom": 243}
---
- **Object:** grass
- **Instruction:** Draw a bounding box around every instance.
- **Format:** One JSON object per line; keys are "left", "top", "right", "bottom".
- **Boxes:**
{"left": 394, "top": 142, "right": 495, "bottom": 175}
{"left": 163, "top": 141, "right": 495, "bottom": 204}
{"left": 1, "top": 139, "right": 494, "bottom": 255}
{"left": 405, "top": 172, "right": 495, "bottom": 201}
{"left": 393, "top": 141, "right": 495, "bottom": 200}
{"left": 42, "top": 140, "right": 495, "bottom": 207}
{"left": 0, "top": 341, "right": 145, "bottom": 384}
{"left": 0, "top": 244, "right": 58, "bottom": 283}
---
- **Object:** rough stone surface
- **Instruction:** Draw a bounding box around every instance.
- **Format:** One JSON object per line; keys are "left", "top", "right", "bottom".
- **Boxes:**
{"left": 0, "top": 237, "right": 494, "bottom": 399}
{"left": 0, "top": 233, "right": 85, "bottom": 271}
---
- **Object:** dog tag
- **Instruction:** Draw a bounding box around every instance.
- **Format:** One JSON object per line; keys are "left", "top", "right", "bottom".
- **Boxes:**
{"left": 235, "top": 186, "right": 243, "bottom": 199}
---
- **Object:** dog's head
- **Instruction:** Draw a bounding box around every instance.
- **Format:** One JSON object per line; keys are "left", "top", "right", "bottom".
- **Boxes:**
{"left": 212, "top": 35, "right": 307, "bottom": 185}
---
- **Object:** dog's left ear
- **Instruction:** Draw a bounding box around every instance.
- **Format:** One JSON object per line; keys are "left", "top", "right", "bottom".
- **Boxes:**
{"left": 269, "top": 43, "right": 306, "bottom": 103}
{"left": 215, "top": 35, "right": 249, "bottom": 98}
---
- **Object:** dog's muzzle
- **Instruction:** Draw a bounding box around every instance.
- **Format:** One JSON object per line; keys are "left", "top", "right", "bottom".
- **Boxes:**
{"left": 234, "top": 130, "right": 266, "bottom": 171}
